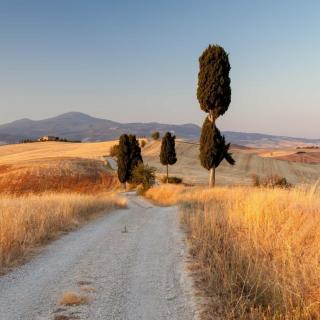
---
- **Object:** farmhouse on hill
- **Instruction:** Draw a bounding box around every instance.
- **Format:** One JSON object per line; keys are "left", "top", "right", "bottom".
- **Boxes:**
{"left": 38, "top": 136, "right": 59, "bottom": 142}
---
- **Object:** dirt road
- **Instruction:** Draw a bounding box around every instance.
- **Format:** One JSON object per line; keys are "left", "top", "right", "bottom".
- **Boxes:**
{"left": 0, "top": 194, "right": 196, "bottom": 320}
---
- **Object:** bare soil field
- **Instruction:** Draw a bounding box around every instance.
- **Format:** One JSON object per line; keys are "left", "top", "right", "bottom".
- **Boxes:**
{"left": 259, "top": 148, "right": 320, "bottom": 164}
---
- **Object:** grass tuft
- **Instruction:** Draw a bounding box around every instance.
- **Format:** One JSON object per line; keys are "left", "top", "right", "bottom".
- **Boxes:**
{"left": 59, "top": 291, "right": 89, "bottom": 306}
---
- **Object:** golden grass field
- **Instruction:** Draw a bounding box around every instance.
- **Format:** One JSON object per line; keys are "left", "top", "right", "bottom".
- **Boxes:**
{"left": 145, "top": 184, "right": 320, "bottom": 319}
{"left": 0, "top": 141, "right": 121, "bottom": 194}
{"left": 0, "top": 157, "right": 119, "bottom": 195}
{"left": 0, "top": 192, "right": 127, "bottom": 274}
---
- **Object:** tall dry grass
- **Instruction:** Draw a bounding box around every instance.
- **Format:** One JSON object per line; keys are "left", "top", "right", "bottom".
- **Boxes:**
{"left": 144, "top": 184, "right": 187, "bottom": 206}
{"left": 0, "top": 193, "right": 126, "bottom": 273}
{"left": 146, "top": 184, "right": 320, "bottom": 319}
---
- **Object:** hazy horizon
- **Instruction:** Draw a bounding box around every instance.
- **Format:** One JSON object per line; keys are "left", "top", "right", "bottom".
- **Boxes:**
{"left": 1, "top": 1, "right": 319, "bottom": 138}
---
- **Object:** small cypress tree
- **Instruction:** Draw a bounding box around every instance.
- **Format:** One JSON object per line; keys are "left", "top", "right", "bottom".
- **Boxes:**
{"left": 160, "top": 132, "right": 177, "bottom": 182}
{"left": 128, "top": 135, "right": 143, "bottom": 182}
{"left": 117, "top": 134, "right": 131, "bottom": 188}
{"left": 197, "top": 44, "right": 234, "bottom": 186}
{"left": 200, "top": 117, "right": 235, "bottom": 171}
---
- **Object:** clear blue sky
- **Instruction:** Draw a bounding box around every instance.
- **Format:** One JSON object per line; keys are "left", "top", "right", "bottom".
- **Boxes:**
{"left": 0, "top": 0, "right": 319, "bottom": 138}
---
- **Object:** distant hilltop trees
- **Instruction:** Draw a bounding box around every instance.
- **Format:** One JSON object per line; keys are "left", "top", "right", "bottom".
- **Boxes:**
{"left": 19, "top": 136, "right": 81, "bottom": 143}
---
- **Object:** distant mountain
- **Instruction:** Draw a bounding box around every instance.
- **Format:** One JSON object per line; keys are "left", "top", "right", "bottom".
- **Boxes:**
{"left": 0, "top": 112, "right": 200, "bottom": 143}
{"left": 0, "top": 112, "right": 319, "bottom": 148}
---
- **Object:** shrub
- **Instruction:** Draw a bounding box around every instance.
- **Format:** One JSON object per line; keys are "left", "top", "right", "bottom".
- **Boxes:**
{"left": 252, "top": 174, "right": 292, "bottom": 188}
{"left": 140, "top": 140, "right": 146, "bottom": 148}
{"left": 251, "top": 173, "right": 260, "bottom": 187}
{"left": 131, "top": 163, "right": 156, "bottom": 192}
{"left": 151, "top": 131, "right": 160, "bottom": 140}
{"left": 109, "top": 144, "right": 119, "bottom": 158}
{"left": 160, "top": 176, "right": 183, "bottom": 184}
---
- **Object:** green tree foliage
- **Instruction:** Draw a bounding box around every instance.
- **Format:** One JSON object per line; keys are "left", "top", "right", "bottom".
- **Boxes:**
{"left": 132, "top": 163, "right": 156, "bottom": 191}
{"left": 197, "top": 44, "right": 231, "bottom": 119}
{"left": 117, "top": 134, "right": 131, "bottom": 184}
{"left": 151, "top": 131, "right": 160, "bottom": 140}
{"left": 197, "top": 44, "right": 234, "bottom": 187}
{"left": 200, "top": 117, "right": 235, "bottom": 170}
{"left": 128, "top": 135, "right": 143, "bottom": 181}
{"left": 160, "top": 132, "right": 177, "bottom": 181}
{"left": 117, "top": 134, "right": 143, "bottom": 186}
{"left": 109, "top": 144, "right": 119, "bottom": 157}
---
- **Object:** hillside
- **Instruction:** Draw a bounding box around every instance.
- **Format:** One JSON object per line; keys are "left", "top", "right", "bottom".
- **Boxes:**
{"left": 0, "top": 140, "right": 319, "bottom": 188}
{"left": 143, "top": 141, "right": 320, "bottom": 185}
{"left": 0, "top": 140, "right": 119, "bottom": 194}
{"left": 0, "top": 112, "right": 319, "bottom": 147}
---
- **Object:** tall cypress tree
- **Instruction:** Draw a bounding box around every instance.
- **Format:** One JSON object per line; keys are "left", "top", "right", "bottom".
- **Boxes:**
{"left": 117, "top": 134, "right": 131, "bottom": 188}
{"left": 160, "top": 132, "right": 177, "bottom": 182}
{"left": 197, "top": 44, "right": 235, "bottom": 186}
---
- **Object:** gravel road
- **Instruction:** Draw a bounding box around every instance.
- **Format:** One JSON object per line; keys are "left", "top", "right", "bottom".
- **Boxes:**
{"left": 0, "top": 193, "right": 197, "bottom": 320}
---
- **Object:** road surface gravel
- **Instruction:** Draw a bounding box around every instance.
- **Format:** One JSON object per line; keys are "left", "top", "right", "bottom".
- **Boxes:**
{"left": 0, "top": 193, "right": 197, "bottom": 320}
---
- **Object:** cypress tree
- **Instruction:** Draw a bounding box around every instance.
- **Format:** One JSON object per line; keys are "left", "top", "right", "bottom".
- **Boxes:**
{"left": 197, "top": 44, "right": 234, "bottom": 186}
{"left": 128, "top": 135, "right": 143, "bottom": 181}
{"left": 117, "top": 134, "right": 143, "bottom": 188}
{"left": 117, "top": 134, "right": 131, "bottom": 188}
{"left": 160, "top": 132, "right": 177, "bottom": 182}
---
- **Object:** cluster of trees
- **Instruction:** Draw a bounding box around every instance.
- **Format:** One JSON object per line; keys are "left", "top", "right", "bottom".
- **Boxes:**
{"left": 116, "top": 132, "right": 177, "bottom": 190}
{"left": 115, "top": 44, "right": 235, "bottom": 189}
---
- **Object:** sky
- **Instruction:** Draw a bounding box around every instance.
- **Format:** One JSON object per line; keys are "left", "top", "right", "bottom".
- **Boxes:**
{"left": 0, "top": 0, "right": 319, "bottom": 138}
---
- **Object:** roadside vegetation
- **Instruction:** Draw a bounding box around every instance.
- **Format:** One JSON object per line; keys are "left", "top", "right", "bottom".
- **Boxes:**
{"left": 145, "top": 183, "right": 320, "bottom": 319}
{"left": 0, "top": 192, "right": 126, "bottom": 273}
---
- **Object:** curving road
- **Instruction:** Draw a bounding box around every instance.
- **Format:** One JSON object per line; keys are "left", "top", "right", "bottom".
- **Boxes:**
{"left": 0, "top": 193, "right": 197, "bottom": 320}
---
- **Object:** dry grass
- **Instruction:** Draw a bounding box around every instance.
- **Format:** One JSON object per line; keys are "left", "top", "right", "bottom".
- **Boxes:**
{"left": 146, "top": 184, "right": 320, "bottom": 319}
{"left": 59, "top": 291, "right": 89, "bottom": 306}
{"left": 0, "top": 192, "right": 127, "bottom": 273}
{"left": 180, "top": 186, "right": 320, "bottom": 319}
{"left": 0, "top": 141, "right": 118, "bottom": 164}
{"left": 144, "top": 184, "right": 187, "bottom": 206}
{"left": 0, "top": 157, "right": 119, "bottom": 195}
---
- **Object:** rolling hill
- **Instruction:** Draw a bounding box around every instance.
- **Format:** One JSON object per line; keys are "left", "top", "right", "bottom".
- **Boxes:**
{"left": 0, "top": 112, "right": 319, "bottom": 148}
